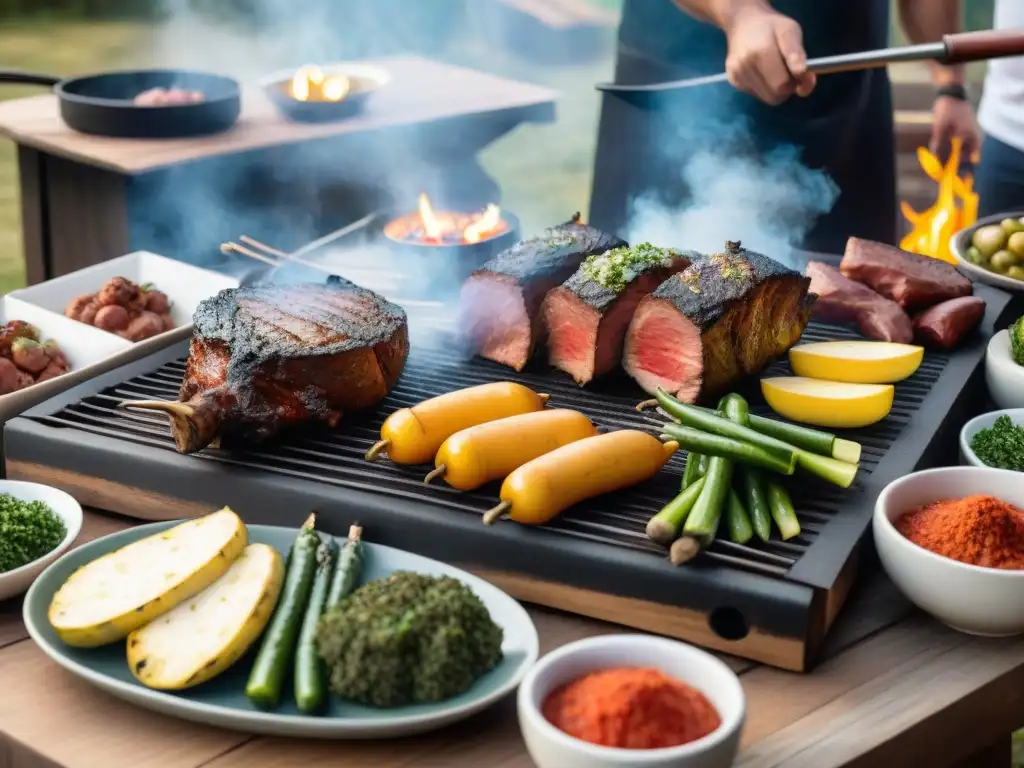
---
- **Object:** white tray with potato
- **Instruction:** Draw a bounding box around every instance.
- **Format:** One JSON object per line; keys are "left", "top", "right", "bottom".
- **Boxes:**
{"left": 0, "top": 296, "right": 130, "bottom": 421}
{"left": 3, "top": 252, "right": 239, "bottom": 416}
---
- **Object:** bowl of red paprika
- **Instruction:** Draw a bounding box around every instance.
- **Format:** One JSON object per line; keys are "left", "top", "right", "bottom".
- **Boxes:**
{"left": 874, "top": 465, "right": 1024, "bottom": 636}
{"left": 517, "top": 634, "right": 745, "bottom": 768}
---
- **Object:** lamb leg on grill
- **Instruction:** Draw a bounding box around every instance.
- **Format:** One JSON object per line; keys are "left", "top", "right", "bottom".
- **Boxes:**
{"left": 122, "top": 277, "right": 409, "bottom": 454}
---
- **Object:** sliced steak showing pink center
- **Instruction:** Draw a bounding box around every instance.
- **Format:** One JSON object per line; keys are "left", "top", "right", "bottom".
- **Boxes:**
{"left": 623, "top": 298, "right": 705, "bottom": 402}
{"left": 623, "top": 241, "right": 813, "bottom": 403}
{"left": 542, "top": 246, "right": 693, "bottom": 385}
{"left": 458, "top": 213, "right": 625, "bottom": 371}
{"left": 840, "top": 237, "right": 972, "bottom": 311}
{"left": 805, "top": 261, "right": 914, "bottom": 343}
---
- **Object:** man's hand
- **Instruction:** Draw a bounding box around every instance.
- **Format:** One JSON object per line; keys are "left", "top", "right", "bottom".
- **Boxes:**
{"left": 931, "top": 95, "right": 981, "bottom": 163}
{"left": 722, "top": 5, "right": 816, "bottom": 105}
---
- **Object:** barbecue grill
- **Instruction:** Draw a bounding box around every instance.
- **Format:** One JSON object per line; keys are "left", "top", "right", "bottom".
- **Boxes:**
{"left": 3, "top": 282, "right": 1013, "bottom": 670}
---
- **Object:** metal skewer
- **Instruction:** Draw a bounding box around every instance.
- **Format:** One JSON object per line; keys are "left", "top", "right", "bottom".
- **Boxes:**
{"left": 597, "top": 28, "right": 1024, "bottom": 96}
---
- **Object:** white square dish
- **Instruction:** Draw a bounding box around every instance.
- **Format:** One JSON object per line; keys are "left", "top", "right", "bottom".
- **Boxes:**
{"left": 7, "top": 251, "right": 239, "bottom": 358}
{"left": 0, "top": 296, "right": 130, "bottom": 421}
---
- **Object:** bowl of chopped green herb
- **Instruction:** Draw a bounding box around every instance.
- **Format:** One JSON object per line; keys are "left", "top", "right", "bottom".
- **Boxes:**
{"left": 0, "top": 481, "right": 82, "bottom": 602}
{"left": 986, "top": 325, "right": 1024, "bottom": 412}
{"left": 960, "top": 409, "right": 1024, "bottom": 472}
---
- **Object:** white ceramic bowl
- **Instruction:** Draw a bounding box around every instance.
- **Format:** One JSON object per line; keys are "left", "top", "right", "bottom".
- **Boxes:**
{"left": 874, "top": 466, "right": 1024, "bottom": 636}
{"left": 986, "top": 329, "right": 1024, "bottom": 411}
{"left": 0, "top": 481, "right": 83, "bottom": 601}
{"left": 517, "top": 634, "right": 745, "bottom": 768}
{"left": 950, "top": 211, "right": 1024, "bottom": 294}
{"left": 959, "top": 408, "right": 1024, "bottom": 467}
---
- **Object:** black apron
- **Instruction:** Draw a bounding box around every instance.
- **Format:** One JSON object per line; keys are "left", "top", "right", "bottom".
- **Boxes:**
{"left": 590, "top": 0, "right": 897, "bottom": 254}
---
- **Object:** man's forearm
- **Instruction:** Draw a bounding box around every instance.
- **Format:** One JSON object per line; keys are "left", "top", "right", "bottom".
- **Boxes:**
{"left": 672, "top": 0, "right": 771, "bottom": 30}
{"left": 897, "top": 0, "right": 964, "bottom": 86}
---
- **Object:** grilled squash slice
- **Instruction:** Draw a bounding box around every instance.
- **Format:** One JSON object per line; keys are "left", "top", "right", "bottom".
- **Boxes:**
{"left": 48, "top": 507, "right": 247, "bottom": 647}
{"left": 127, "top": 543, "right": 284, "bottom": 690}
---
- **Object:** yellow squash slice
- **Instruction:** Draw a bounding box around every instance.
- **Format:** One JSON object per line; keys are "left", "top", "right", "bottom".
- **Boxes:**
{"left": 48, "top": 507, "right": 247, "bottom": 648}
{"left": 788, "top": 341, "right": 924, "bottom": 384}
{"left": 127, "top": 543, "right": 284, "bottom": 690}
{"left": 761, "top": 376, "right": 895, "bottom": 429}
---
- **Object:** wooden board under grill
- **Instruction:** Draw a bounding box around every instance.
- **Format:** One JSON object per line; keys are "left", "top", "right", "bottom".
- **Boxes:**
{"left": 3, "top": 285, "right": 1013, "bottom": 671}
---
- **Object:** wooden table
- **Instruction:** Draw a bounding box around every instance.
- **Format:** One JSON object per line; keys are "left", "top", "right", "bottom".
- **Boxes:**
{"left": 0, "top": 56, "right": 557, "bottom": 283}
{"left": 2, "top": 510, "right": 1023, "bottom": 768}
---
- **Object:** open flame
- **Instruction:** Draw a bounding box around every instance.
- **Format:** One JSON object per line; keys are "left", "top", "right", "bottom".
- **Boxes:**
{"left": 290, "top": 65, "right": 350, "bottom": 103}
{"left": 403, "top": 193, "right": 507, "bottom": 245}
{"left": 900, "top": 137, "right": 978, "bottom": 264}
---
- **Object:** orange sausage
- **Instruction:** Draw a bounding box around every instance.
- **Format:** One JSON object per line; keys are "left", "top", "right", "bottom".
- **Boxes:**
{"left": 365, "top": 382, "right": 549, "bottom": 465}
{"left": 425, "top": 409, "right": 597, "bottom": 491}
{"left": 483, "top": 430, "right": 678, "bottom": 526}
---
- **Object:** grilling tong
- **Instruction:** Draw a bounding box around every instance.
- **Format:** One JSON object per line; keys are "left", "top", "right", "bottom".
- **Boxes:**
{"left": 596, "top": 28, "right": 1024, "bottom": 98}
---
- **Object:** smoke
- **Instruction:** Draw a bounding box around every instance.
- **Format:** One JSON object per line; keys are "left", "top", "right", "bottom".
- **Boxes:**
{"left": 619, "top": 76, "right": 840, "bottom": 267}
{"left": 129, "top": 0, "right": 480, "bottom": 308}
{"left": 626, "top": 143, "right": 839, "bottom": 264}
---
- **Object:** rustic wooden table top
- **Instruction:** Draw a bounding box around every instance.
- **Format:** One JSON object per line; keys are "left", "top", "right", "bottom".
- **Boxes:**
{"left": 1, "top": 509, "right": 1022, "bottom": 768}
{"left": 0, "top": 56, "right": 558, "bottom": 176}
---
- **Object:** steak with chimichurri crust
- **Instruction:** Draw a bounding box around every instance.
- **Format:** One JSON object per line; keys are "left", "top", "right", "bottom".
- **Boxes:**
{"left": 541, "top": 244, "right": 693, "bottom": 386}
{"left": 623, "top": 241, "right": 814, "bottom": 403}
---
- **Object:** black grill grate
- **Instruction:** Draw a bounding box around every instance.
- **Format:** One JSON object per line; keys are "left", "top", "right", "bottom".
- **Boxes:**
{"left": 28, "top": 321, "right": 948, "bottom": 580}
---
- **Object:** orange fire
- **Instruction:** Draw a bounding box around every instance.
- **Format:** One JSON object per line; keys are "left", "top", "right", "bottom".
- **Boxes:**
{"left": 900, "top": 137, "right": 979, "bottom": 265}
{"left": 290, "top": 65, "right": 350, "bottom": 103}
{"left": 413, "top": 193, "right": 507, "bottom": 245}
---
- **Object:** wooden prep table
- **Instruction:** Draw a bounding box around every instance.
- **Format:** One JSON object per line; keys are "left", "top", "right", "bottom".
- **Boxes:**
{"left": 0, "top": 56, "right": 557, "bottom": 284}
{"left": 1, "top": 509, "right": 1023, "bottom": 768}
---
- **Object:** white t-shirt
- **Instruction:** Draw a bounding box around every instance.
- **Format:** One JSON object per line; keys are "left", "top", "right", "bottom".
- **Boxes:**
{"left": 978, "top": 0, "right": 1024, "bottom": 152}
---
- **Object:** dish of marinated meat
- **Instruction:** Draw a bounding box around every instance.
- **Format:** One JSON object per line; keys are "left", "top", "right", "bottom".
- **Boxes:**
{"left": 0, "top": 321, "right": 70, "bottom": 394}
{"left": 459, "top": 213, "right": 625, "bottom": 372}
{"left": 123, "top": 277, "right": 409, "bottom": 454}
{"left": 623, "top": 241, "right": 813, "bottom": 403}
{"left": 541, "top": 244, "right": 693, "bottom": 386}
{"left": 65, "top": 277, "right": 174, "bottom": 343}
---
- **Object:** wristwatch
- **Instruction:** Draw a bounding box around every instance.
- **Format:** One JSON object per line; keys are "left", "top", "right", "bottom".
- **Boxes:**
{"left": 936, "top": 83, "right": 969, "bottom": 101}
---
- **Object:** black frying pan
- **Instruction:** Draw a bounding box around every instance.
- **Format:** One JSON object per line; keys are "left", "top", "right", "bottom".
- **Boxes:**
{"left": 0, "top": 68, "right": 241, "bottom": 138}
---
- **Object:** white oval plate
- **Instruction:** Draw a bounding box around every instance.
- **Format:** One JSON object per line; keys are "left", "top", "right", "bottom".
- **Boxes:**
{"left": 24, "top": 521, "right": 538, "bottom": 739}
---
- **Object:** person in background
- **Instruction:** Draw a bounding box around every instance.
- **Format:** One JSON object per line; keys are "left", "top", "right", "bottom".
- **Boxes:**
{"left": 976, "top": 0, "right": 1024, "bottom": 217}
{"left": 590, "top": 0, "right": 981, "bottom": 254}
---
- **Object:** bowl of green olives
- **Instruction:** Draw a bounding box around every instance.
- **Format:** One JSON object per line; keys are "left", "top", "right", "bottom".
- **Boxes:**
{"left": 951, "top": 212, "right": 1024, "bottom": 294}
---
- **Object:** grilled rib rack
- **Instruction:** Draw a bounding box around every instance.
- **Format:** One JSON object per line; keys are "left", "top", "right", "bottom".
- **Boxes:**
{"left": 4, "top": 290, "right": 1009, "bottom": 671}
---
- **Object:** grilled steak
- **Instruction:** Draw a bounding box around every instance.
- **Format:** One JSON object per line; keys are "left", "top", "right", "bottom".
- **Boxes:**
{"left": 623, "top": 241, "right": 813, "bottom": 403}
{"left": 541, "top": 244, "right": 693, "bottom": 385}
{"left": 913, "top": 295, "right": 986, "bottom": 350}
{"left": 459, "top": 213, "right": 625, "bottom": 371}
{"left": 805, "top": 261, "right": 914, "bottom": 343}
{"left": 840, "top": 237, "right": 973, "bottom": 311}
{"left": 123, "top": 277, "right": 409, "bottom": 453}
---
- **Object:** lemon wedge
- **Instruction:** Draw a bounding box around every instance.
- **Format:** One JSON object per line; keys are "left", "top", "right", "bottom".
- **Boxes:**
{"left": 761, "top": 376, "right": 895, "bottom": 429}
{"left": 789, "top": 341, "right": 923, "bottom": 384}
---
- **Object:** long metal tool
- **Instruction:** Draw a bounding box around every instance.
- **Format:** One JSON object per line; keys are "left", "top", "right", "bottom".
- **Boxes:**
{"left": 597, "top": 28, "right": 1024, "bottom": 97}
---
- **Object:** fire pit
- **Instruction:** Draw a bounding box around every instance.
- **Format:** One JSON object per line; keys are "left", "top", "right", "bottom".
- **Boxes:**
{"left": 382, "top": 193, "right": 519, "bottom": 296}
{"left": 261, "top": 63, "right": 390, "bottom": 123}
